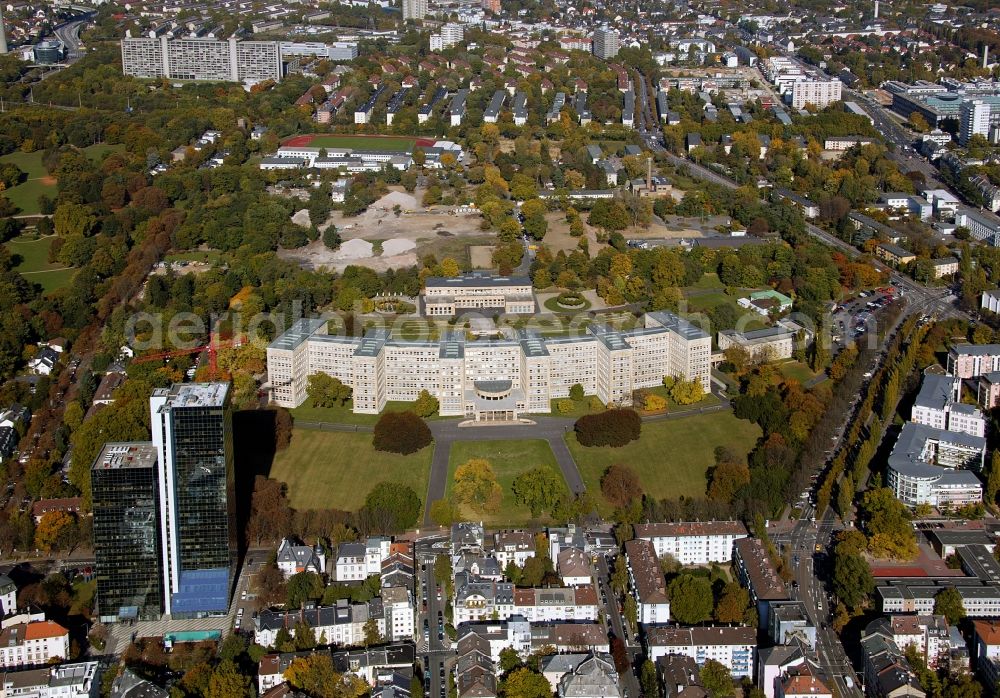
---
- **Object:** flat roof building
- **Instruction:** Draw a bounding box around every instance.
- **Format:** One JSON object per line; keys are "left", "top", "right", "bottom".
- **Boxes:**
{"left": 92, "top": 443, "right": 163, "bottom": 623}
{"left": 121, "top": 36, "right": 281, "bottom": 83}
{"left": 150, "top": 383, "right": 235, "bottom": 618}
{"left": 267, "top": 310, "right": 711, "bottom": 418}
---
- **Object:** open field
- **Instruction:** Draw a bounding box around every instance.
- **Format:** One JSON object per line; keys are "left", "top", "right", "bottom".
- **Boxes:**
{"left": 268, "top": 428, "right": 432, "bottom": 511}
{"left": 777, "top": 360, "right": 819, "bottom": 384}
{"left": 283, "top": 134, "right": 428, "bottom": 151}
{"left": 280, "top": 189, "right": 491, "bottom": 272}
{"left": 565, "top": 411, "right": 762, "bottom": 512}
{"left": 1, "top": 145, "right": 124, "bottom": 215}
{"left": 446, "top": 439, "right": 563, "bottom": 526}
{"left": 5, "top": 235, "right": 75, "bottom": 293}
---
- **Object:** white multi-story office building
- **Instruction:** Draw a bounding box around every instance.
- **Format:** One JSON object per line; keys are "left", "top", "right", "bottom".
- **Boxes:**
{"left": 633, "top": 522, "right": 748, "bottom": 565}
{"left": 790, "top": 78, "right": 842, "bottom": 109}
{"left": 592, "top": 27, "right": 619, "bottom": 59}
{"left": 267, "top": 311, "right": 712, "bottom": 418}
{"left": 423, "top": 274, "right": 535, "bottom": 316}
{"left": 961, "top": 99, "right": 992, "bottom": 145}
{"left": 121, "top": 37, "right": 282, "bottom": 83}
{"left": 911, "top": 373, "right": 987, "bottom": 437}
{"left": 886, "top": 422, "right": 986, "bottom": 508}
{"left": 402, "top": 0, "right": 427, "bottom": 20}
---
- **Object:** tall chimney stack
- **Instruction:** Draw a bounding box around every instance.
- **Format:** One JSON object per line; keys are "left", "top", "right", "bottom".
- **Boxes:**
{"left": 984, "top": 45, "right": 990, "bottom": 71}
{"left": 646, "top": 156, "right": 652, "bottom": 192}
{"left": 0, "top": 7, "right": 8, "bottom": 55}
{"left": 874, "top": 0, "right": 879, "bottom": 19}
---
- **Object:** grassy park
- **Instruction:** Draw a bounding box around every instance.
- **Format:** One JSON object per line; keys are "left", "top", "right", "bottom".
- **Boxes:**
{"left": 566, "top": 411, "right": 761, "bottom": 512}
{"left": 268, "top": 428, "right": 431, "bottom": 511}
{"left": 4, "top": 235, "right": 75, "bottom": 293}
{"left": 446, "top": 439, "right": 564, "bottom": 526}
{"left": 1, "top": 145, "right": 124, "bottom": 215}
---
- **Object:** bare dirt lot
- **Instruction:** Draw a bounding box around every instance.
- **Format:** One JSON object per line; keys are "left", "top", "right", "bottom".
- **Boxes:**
{"left": 278, "top": 188, "right": 494, "bottom": 272}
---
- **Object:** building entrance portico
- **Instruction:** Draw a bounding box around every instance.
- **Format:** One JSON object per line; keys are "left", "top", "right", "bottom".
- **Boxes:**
{"left": 464, "top": 380, "right": 525, "bottom": 422}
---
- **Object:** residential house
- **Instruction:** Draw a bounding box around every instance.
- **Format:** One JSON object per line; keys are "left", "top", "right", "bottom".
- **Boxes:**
{"left": 624, "top": 539, "right": 670, "bottom": 625}
{"left": 645, "top": 627, "right": 756, "bottom": 678}
{"left": 634, "top": 522, "right": 747, "bottom": 565}
{"left": 276, "top": 539, "right": 326, "bottom": 579}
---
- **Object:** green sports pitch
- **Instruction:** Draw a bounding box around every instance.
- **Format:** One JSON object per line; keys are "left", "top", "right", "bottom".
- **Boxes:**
{"left": 283, "top": 134, "right": 431, "bottom": 151}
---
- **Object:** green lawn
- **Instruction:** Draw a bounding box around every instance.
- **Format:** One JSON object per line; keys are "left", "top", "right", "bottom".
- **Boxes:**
{"left": 5, "top": 235, "right": 75, "bottom": 293}
{"left": 446, "top": 440, "right": 563, "bottom": 526}
{"left": 689, "top": 272, "right": 726, "bottom": 290}
{"left": 304, "top": 135, "right": 418, "bottom": 151}
{"left": 544, "top": 395, "right": 605, "bottom": 419}
{"left": 291, "top": 398, "right": 449, "bottom": 426}
{"left": 566, "top": 411, "right": 762, "bottom": 512}
{"left": 1, "top": 144, "right": 124, "bottom": 215}
{"left": 269, "top": 428, "right": 432, "bottom": 511}
{"left": 639, "top": 386, "right": 723, "bottom": 413}
{"left": 777, "top": 360, "right": 819, "bottom": 384}
{"left": 0, "top": 150, "right": 47, "bottom": 179}
{"left": 84, "top": 143, "right": 125, "bottom": 161}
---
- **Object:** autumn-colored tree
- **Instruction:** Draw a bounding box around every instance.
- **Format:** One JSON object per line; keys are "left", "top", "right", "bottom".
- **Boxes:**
{"left": 453, "top": 458, "right": 503, "bottom": 514}
{"left": 207, "top": 660, "right": 250, "bottom": 698}
{"left": 707, "top": 460, "right": 750, "bottom": 503}
{"left": 34, "top": 511, "right": 75, "bottom": 552}
{"left": 600, "top": 464, "right": 643, "bottom": 508}
{"left": 714, "top": 581, "right": 750, "bottom": 623}
{"left": 247, "top": 476, "right": 293, "bottom": 545}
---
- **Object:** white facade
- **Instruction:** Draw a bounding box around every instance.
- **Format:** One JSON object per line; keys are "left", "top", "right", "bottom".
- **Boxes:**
{"left": 402, "top": 0, "right": 427, "bottom": 20}
{"left": 276, "top": 539, "right": 326, "bottom": 579}
{"left": 1, "top": 662, "right": 100, "bottom": 698}
{"left": 121, "top": 37, "right": 281, "bottom": 83}
{"left": 430, "top": 23, "right": 463, "bottom": 51}
{"left": 634, "top": 522, "right": 747, "bottom": 565}
{"left": 381, "top": 587, "right": 414, "bottom": 642}
{"left": 960, "top": 100, "right": 991, "bottom": 145}
{"left": 267, "top": 311, "right": 712, "bottom": 415}
{"left": 646, "top": 627, "right": 757, "bottom": 678}
{"left": 592, "top": 27, "right": 619, "bottom": 59}
{"left": 911, "top": 374, "right": 987, "bottom": 438}
{"left": 0, "top": 621, "right": 69, "bottom": 668}
{"left": 790, "top": 78, "right": 842, "bottom": 109}
{"left": 254, "top": 605, "right": 385, "bottom": 648}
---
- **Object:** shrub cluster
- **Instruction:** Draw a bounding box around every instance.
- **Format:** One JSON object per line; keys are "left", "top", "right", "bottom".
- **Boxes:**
{"left": 574, "top": 408, "right": 641, "bottom": 447}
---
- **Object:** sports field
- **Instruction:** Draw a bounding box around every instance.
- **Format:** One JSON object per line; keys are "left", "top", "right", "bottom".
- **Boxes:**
{"left": 268, "top": 428, "right": 431, "bottom": 511}
{"left": 282, "top": 134, "right": 433, "bottom": 151}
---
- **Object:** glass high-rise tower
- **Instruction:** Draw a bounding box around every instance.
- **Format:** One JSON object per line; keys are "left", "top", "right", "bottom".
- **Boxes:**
{"left": 150, "top": 383, "right": 235, "bottom": 618}
{"left": 92, "top": 442, "right": 163, "bottom": 622}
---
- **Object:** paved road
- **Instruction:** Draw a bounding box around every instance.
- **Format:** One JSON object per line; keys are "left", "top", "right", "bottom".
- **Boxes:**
{"left": 595, "top": 555, "right": 642, "bottom": 698}
{"left": 418, "top": 556, "right": 456, "bottom": 698}
{"left": 422, "top": 417, "right": 583, "bottom": 526}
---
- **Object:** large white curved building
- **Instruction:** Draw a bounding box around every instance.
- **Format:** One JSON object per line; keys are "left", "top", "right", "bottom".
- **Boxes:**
{"left": 266, "top": 311, "right": 711, "bottom": 420}
{"left": 886, "top": 422, "right": 985, "bottom": 508}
